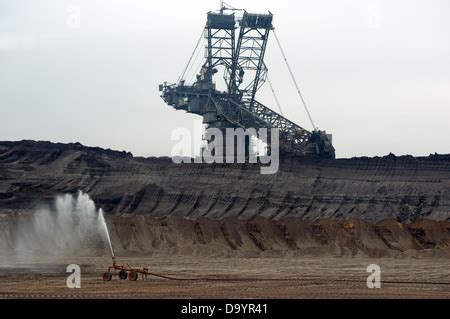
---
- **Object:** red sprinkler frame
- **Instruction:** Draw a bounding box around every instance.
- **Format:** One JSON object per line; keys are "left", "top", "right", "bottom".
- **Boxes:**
{"left": 102, "top": 257, "right": 181, "bottom": 282}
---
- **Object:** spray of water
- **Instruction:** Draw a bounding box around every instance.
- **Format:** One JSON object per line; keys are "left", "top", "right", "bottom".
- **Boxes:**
{"left": 99, "top": 210, "right": 115, "bottom": 258}
{"left": 13, "top": 191, "right": 114, "bottom": 258}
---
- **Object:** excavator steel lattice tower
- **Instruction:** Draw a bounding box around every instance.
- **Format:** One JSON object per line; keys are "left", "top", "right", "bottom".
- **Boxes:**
{"left": 159, "top": 6, "right": 335, "bottom": 159}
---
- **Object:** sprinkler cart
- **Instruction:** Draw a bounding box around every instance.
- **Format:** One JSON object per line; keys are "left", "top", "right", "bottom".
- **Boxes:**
{"left": 102, "top": 257, "right": 180, "bottom": 282}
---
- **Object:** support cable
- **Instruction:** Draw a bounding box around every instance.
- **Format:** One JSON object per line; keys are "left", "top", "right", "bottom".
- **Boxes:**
{"left": 267, "top": 74, "right": 284, "bottom": 116}
{"left": 185, "top": 37, "right": 205, "bottom": 83}
{"left": 178, "top": 29, "right": 205, "bottom": 84}
{"left": 187, "top": 44, "right": 206, "bottom": 84}
{"left": 223, "top": 2, "right": 237, "bottom": 10}
{"left": 273, "top": 30, "right": 317, "bottom": 131}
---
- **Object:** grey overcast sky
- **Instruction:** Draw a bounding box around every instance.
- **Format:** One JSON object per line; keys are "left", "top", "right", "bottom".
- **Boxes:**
{"left": 1, "top": 0, "right": 449, "bottom": 158}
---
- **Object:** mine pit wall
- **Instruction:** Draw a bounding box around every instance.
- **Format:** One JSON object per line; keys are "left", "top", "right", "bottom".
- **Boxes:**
{"left": 1, "top": 213, "right": 449, "bottom": 258}
{"left": 1, "top": 141, "right": 450, "bottom": 257}
{"left": 0, "top": 141, "right": 449, "bottom": 222}
{"left": 98, "top": 156, "right": 450, "bottom": 222}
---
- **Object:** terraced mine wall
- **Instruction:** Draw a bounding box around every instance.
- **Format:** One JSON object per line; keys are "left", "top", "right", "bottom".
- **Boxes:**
{"left": 0, "top": 141, "right": 449, "bottom": 222}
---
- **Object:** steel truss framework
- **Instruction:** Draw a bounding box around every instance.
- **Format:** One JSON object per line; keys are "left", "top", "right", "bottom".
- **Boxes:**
{"left": 160, "top": 9, "right": 335, "bottom": 159}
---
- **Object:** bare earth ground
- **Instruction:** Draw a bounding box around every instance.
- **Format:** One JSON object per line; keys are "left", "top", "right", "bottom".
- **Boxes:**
{"left": 1, "top": 256, "right": 449, "bottom": 299}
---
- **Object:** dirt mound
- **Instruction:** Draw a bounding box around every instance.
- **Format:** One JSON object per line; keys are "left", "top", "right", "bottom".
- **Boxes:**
{"left": 1, "top": 212, "right": 449, "bottom": 258}
{"left": 104, "top": 216, "right": 450, "bottom": 258}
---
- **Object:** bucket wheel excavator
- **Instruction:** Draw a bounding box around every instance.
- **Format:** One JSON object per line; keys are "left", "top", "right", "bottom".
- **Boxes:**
{"left": 159, "top": 4, "right": 335, "bottom": 159}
